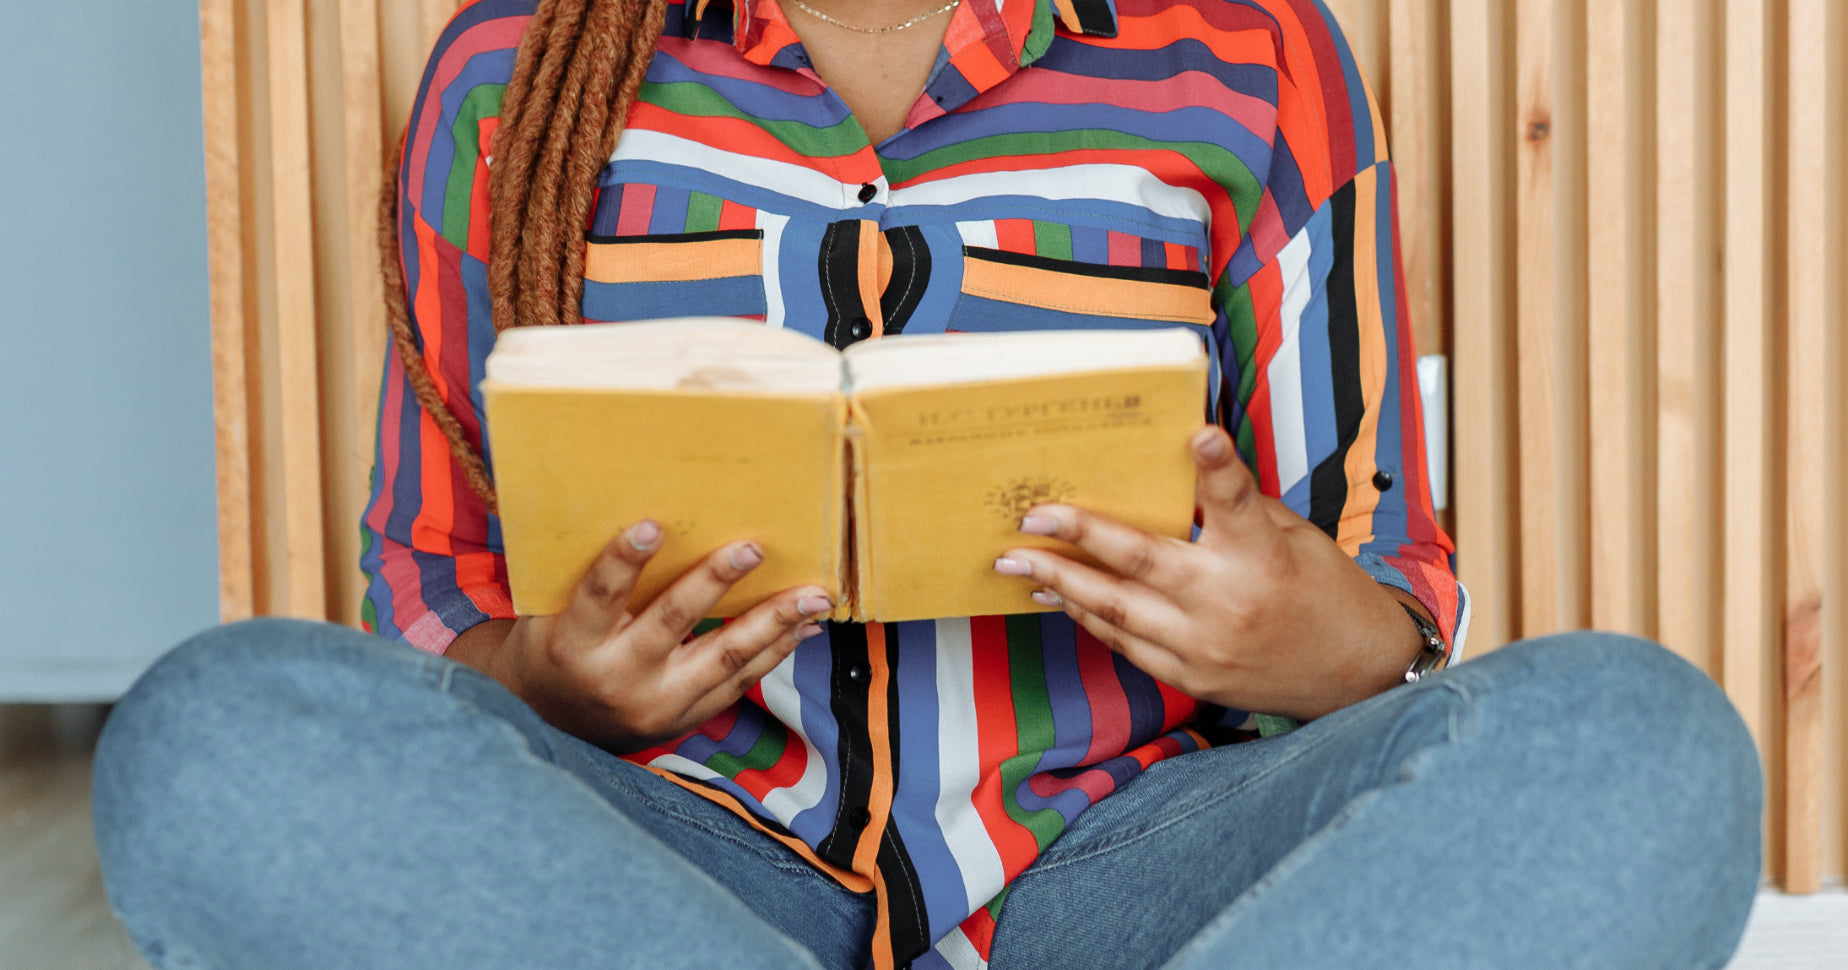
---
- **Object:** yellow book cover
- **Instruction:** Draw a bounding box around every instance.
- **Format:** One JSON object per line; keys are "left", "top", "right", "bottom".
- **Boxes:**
{"left": 482, "top": 319, "right": 1207, "bottom": 623}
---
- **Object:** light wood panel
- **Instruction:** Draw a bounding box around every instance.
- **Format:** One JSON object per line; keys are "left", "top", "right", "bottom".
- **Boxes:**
{"left": 1583, "top": 0, "right": 1652, "bottom": 637}
{"left": 1653, "top": 0, "right": 1721, "bottom": 676}
{"left": 200, "top": 0, "right": 1848, "bottom": 884}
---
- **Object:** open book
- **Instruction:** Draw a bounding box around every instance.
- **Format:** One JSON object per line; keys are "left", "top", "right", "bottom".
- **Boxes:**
{"left": 482, "top": 319, "right": 1208, "bottom": 623}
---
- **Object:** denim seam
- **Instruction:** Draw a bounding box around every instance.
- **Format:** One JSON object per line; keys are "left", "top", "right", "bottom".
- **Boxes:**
{"left": 1032, "top": 680, "right": 1472, "bottom": 872}
{"left": 429, "top": 665, "right": 835, "bottom": 882}
{"left": 1155, "top": 784, "right": 1398, "bottom": 970}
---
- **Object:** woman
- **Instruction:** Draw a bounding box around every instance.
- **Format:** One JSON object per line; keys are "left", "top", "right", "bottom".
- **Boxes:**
{"left": 94, "top": 1, "right": 1762, "bottom": 968}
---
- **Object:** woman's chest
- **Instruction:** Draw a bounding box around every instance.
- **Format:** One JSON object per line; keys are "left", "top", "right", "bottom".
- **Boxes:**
{"left": 563, "top": 37, "right": 1267, "bottom": 348}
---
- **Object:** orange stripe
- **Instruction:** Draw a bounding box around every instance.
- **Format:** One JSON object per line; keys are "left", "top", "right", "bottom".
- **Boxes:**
{"left": 1051, "top": 0, "right": 1084, "bottom": 33}
{"left": 860, "top": 622, "right": 900, "bottom": 970}
{"left": 856, "top": 220, "right": 886, "bottom": 336}
{"left": 1337, "top": 167, "right": 1386, "bottom": 553}
{"left": 583, "top": 237, "right": 762, "bottom": 283}
{"left": 960, "top": 257, "right": 1215, "bottom": 325}
{"left": 643, "top": 767, "right": 875, "bottom": 893}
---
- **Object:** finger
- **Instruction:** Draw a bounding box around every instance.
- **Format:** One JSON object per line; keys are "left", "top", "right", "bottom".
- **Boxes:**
{"left": 1190, "top": 425, "right": 1270, "bottom": 541}
{"left": 995, "top": 548, "right": 1188, "bottom": 646}
{"left": 679, "top": 586, "right": 831, "bottom": 697}
{"left": 556, "top": 520, "right": 662, "bottom": 648}
{"left": 1055, "top": 596, "right": 1191, "bottom": 687}
{"left": 627, "top": 541, "right": 766, "bottom": 658}
{"left": 1017, "top": 504, "right": 1186, "bottom": 590}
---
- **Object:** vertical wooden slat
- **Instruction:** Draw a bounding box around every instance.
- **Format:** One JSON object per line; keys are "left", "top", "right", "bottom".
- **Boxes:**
{"left": 1389, "top": 0, "right": 1448, "bottom": 361}
{"left": 1584, "top": 0, "right": 1652, "bottom": 636}
{"left": 1721, "top": 0, "right": 1783, "bottom": 872}
{"left": 1781, "top": 0, "right": 1840, "bottom": 894}
{"left": 1514, "top": 0, "right": 1564, "bottom": 640}
{"left": 1450, "top": 0, "right": 1514, "bottom": 651}
{"left": 1653, "top": 0, "right": 1720, "bottom": 674}
{"left": 266, "top": 0, "right": 328, "bottom": 620}
{"left": 201, "top": 0, "right": 256, "bottom": 623}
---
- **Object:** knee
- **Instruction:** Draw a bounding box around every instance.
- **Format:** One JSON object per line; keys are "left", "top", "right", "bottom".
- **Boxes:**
{"left": 92, "top": 619, "right": 396, "bottom": 950}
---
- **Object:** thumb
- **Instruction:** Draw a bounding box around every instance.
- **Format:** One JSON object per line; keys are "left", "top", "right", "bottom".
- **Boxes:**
{"left": 1191, "top": 425, "right": 1267, "bottom": 540}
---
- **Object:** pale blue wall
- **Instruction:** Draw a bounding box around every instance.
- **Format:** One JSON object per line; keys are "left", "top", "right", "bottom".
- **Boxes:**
{"left": 0, "top": 0, "right": 218, "bottom": 699}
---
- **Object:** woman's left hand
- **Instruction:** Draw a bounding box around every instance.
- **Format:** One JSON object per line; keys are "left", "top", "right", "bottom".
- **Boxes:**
{"left": 994, "top": 425, "right": 1430, "bottom": 721}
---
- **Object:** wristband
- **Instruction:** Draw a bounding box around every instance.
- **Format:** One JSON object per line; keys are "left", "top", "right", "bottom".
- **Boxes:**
{"left": 1399, "top": 603, "right": 1449, "bottom": 683}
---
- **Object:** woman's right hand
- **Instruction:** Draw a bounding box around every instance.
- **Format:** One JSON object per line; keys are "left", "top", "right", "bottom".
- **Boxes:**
{"left": 446, "top": 520, "right": 831, "bottom": 752}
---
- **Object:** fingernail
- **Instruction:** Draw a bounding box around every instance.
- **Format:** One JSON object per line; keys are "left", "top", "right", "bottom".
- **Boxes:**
{"left": 796, "top": 623, "right": 824, "bottom": 640}
{"left": 730, "top": 543, "right": 764, "bottom": 571}
{"left": 798, "top": 595, "right": 832, "bottom": 616}
{"left": 993, "top": 557, "right": 1032, "bottom": 577}
{"left": 630, "top": 520, "right": 662, "bottom": 551}
{"left": 1031, "top": 589, "right": 1063, "bottom": 607}
{"left": 1192, "top": 426, "right": 1229, "bottom": 461}
{"left": 1018, "top": 513, "right": 1059, "bottom": 536}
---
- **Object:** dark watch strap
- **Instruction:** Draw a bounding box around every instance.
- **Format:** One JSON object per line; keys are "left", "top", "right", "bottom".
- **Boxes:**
{"left": 1399, "top": 603, "right": 1449, "bottom": 684}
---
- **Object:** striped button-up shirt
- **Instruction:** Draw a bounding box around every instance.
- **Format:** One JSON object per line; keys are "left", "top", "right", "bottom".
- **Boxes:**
{"left": 362, "top": 1, "right": 1469, "bottom": 966}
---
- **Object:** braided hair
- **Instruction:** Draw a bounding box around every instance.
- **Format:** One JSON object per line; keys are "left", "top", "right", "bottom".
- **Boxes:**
{"left": 380, "top": 0, "right": 670, "bottom": 512}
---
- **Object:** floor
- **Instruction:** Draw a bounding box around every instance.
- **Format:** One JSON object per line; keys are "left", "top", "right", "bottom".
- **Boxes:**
{"left": 1, "top": 704, "right": 1842, "bottom": 970}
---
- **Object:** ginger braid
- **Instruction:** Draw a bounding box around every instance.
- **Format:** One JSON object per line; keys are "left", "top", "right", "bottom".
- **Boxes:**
{"left": 381, "top": 0, "right": 670, "bottom": 513}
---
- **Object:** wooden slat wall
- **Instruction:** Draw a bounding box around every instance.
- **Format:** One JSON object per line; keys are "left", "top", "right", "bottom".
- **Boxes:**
{"left": 199, "top": 0, "right": 1848, "bottom": 884}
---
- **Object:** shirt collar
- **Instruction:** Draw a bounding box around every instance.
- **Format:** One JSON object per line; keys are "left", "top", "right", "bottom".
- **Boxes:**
{"left": 686, "top": 0, "right": 1119, "bottom": 59}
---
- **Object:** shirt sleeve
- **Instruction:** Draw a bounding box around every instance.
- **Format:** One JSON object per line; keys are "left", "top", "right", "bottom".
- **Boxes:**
{"left": 359, "top": 6, "right": 531, "bottom": 653}
{"left": 1210, "top": 1, "right": 1469, "bottom": 659}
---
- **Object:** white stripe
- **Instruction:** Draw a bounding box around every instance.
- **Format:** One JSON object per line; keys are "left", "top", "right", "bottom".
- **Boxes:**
{"left": 935, "top": 928, "right": 989, "bottom": 970}
{"left": 1449, "top": 583, "right": 1473, "bottom": 664}
{"left": 956, "top": 220, "right": 999, "bottom": 250}
{"left": 932, "top": 618, "right": 1009, "bottom": 912}
{"left": 647, "top": 753, "right": 723, "bottom": 782}
{"left": 890, "top": 164, "right": 1212, "bottom": 225}
{"left": 614, "top": 129, "right": 852, "bottom": 209}
{"left": 757, "top": 210, "right": 790, "bottom": 329}
{"left": 1268, "top": 226, "right": 1314, "bottom": 495}
{"left": 756, "top": 654, "right": 829, "bottom": 820}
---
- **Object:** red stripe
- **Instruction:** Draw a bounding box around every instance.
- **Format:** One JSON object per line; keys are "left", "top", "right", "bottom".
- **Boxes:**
{"left": 1106, "top": 230, "right": 1140, "bottom": 267}
{"left": 405, "top": 16, "right": 529, "bottom": 213}
{"left": 994, "top": 218, "right": 1036, "bottom": 255}
{"left": 967, "top": 616, "right": 1042, "bottom": 872}
{"left": 616, "top": 183, "right": 656, "bottom": 236}
{"left": 1244, "top": 260, "right": 1286, "bottom": 496}
{"left": 718, "top": 199, "right": 757, "bottom": 231}
{"left": 1073, "top": 628, "right": 1131, "bottom": 764}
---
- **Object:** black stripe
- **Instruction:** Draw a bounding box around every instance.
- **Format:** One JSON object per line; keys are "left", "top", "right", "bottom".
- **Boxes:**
{"left": 816, "top": 622, "right": 874, "bottom": 869}
{"left": 1068, "top": 0, "right": 1118, "bottom": 37}
{"left": 875, "top": 624, "right": 930, "bottom": 966}
{"left": 819, "top": 220, "right": 868, "bottom": 349}
{"left": 1306, "top": 181, "right": 1364, "bottom": 538}
{"left": 879, "top": 226, "right": 932, "bottom": 335}
{"left": 963, "top": 245, "right": 1209, "bottom": 289}
{"left": 583, "top": 228, "right": 764, "bottom": 245}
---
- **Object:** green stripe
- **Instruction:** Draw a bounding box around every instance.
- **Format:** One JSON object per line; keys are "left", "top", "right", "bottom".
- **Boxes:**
{"left": 440, "top": 84, "right": 506, "bottom": 249}
{"left": 983, "top": 886, "right": 1011, "bottom": 920}
{"left": 704, "top": 722, "right": 789, "bottom": 777}
{"left": 998, "top": 614, "right": 1065, "bottom": 851}
{"left": 1032, "top": 221, "right": 1073, "bottom": 261}
{"left": 684, "top": 191, "right": 724, "bottom": 233}
{"left": 881, "top": 131, "right": 1263, "bottom": 233}
{"left": 641, "top": 81, "right": 869, "bottom": 158}
{"left": 1220, "top": 279, "right": 1262, "bottom": 474}
{"left": 691, "top": 618, "right": 725, "bottom": 638}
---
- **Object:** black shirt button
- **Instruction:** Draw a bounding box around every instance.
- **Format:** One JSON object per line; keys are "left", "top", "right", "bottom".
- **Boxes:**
{"left": 857, "top": 182, "right": 878, "bottom": 203}
{"left": 1372, "top": 469, "right": 1395, "bottom": 491}
{"left": 849, "top": 806, "right": 872, "bottom": 829}
{"left": 848, "top": 317, "right": 872, "bottom": 341}
{"left": 847, "top": 663, "right": 869, "bottom": 684}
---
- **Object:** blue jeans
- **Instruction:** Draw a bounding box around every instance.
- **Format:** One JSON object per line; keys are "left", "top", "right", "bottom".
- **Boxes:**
{"left": 93, "top": 620, "right": 1761, "bottom": 969}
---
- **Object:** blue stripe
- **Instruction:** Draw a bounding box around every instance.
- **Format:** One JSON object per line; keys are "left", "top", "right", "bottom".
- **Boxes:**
{"left": 580, "top": 276, "right": 768, "bottom": 323}
{"left": 783, "top": 632, "right": 845, "bottom": 844}
{"left": 419, "top": 48, "right": 519, "bottom": 229}
{"left": 887, "top": 620, "right": 976, "bottom": 943}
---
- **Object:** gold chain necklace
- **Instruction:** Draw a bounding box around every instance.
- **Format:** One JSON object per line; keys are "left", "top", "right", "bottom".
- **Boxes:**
{"left": 784, "top": 0, "right": 960, "bottom": 34}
